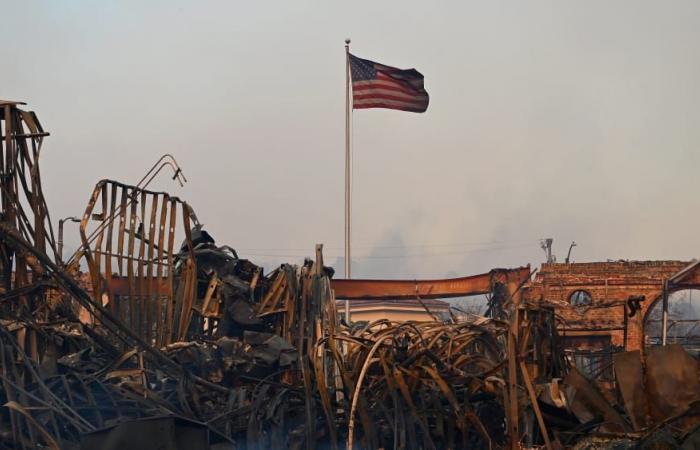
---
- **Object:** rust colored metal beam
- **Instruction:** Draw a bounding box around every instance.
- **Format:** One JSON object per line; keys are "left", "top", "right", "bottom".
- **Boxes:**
{"left": 331, "top": 267, "right": 531, "bottom": 300}
{"left": 105, "top": 276, "right": 171, "bottom": 297}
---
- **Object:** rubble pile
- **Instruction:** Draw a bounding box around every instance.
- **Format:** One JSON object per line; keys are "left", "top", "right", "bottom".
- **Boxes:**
{"left": 2, "top": 102, "right": 700, "bottom": 449}
{"left": 335, "top": 319, "right": 509, "bottom": 449}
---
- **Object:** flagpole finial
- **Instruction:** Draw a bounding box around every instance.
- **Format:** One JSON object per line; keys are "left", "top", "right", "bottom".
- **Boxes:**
{"left": 345, "top": 38, "right": 351, "bottom": 46}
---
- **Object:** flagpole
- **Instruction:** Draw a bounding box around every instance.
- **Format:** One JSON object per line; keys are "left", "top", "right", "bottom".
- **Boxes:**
{"left": 344, "top": 38, "right": 351, "bottom": 322}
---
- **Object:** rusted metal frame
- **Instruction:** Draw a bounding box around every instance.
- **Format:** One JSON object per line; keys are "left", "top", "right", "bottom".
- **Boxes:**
{"left": 73, "top": 374, "right": 105, "bottom": 428}
{"left": 258, "top": 271, "right": 287, "bottom": 313}
{"left": 0, "top": 178, "right": 34, "bottom": 243}
{"left": 0, "top": 374, "right": 92, "bottom": 435}
{"left": 144, "top": 193, "right": 159, "bottom": 344}
{"left": 59, "top": 376, "right": 76, "bottom": 409}
{"left": 33, "top": 387, "right": 64, "bottom": 445}
{"left": 173, "top": 213, "right": 193, "bottom": 341}
{"left": 0, "top": 110, "right": 7, "bottom": 206}
{"left": 250, "top": 266, "right": 262, "bottom": 291}
{"left": 5, "top": 115, "right": 33, "bottom": 317}
{"left": 13, "top": 261, "right": 30, "bottom": 315}
{"left": 0, "top": 279, "right": 54, "bottom": 302}
{"left": 377, "top": 355, "right": 404, "bottom": 447}
{"left": 126, "top": 189, "right": 138, "bottom": 331}
{"left": 135, "top": 190, "right": 147, "bottom": 339}
{"left": 14, "top": 112, "right": 47, "bottom": 256}
{"left": 4, "top": 401, "right": 60, "bottom": 449}
{"left": 176, "top": 206, "right": 196, "bottom": 340}
{"left": 93, "top": 183, "right": 109, "bottom": 309}
{"left": 0, "top": 133, "right": 49, "bottom": 142}
{"left": 66, "top": 177, "right": 185, "bottom": 267}
{"left": 12, "top": 151, "right": 39, "bottom": 241}
{"left": 83, "top": 250, "right": 166, "bottom": 265}
{"left": 25, "top": 119, "right": 57, "bottom": 257}
{"left": 3, "top": 106, "right": 17, "bottom": 229}
{"left": 519, "top": 319, "right": 533, "bottom": 358}
{"left": 422, "top": 364, "right": 493, "bottom": 449}
{"left": 348, "top": 335, "right": 399, "bottom": 450}
{"left": 297, "top": 267, "right": 316, "bottom": 450}
{"left": 10, "top": 329, "right": 36, "bottom": 447}
{"left": 0, "top": 328, "right": 95, "bottom": 432}
{"left": 394, "top": 367, "right": 437, "bottom": 450}
{"left": 506, "top": 306, "right": 519, "bottom": 449}
{"left": 285, "top": 273, "right": 297, "bottom": 344}
{"left": 104, "top": 183, "right": 118, "bottom": 315}
{"left": 331, "top": 353, "right": 378, "bottom": 449}
{"left": 0, "top": 334, "right": 23, "bottom": 449}
{"left": 79, "top": 184, "right": 105, "bottom": 322}
{"left": 164, "top": 199, "right": 177, "bottom": 344}
{"left": 154, "top": 194, "right": 168, "bottom": 346}
{"left": 1, "top": 223, "right": 233, "bottom": 396}
{"left": 139, "top": 161, "right": 186, "bottom": 190}
{"left": 133, "top": 154, "right": 187, "bottom": 188}
{"left": 312, "top": 339, "right": 338, "bottom": 450}
{"left": 519, "top": 361, "right": 552, "bottom": 450}
{"left": 199, "top": 272, "right": 219, "bottom": 317}
{"left": 171, "top": 266, "right": 186, "bottom": 342}
{"left": 88, "top": 379, "right": 121, "bottom": 419}
{"left": 116, "top": 186, "right": 128, "bottom": 275}
{"left": 333, "top": 271, "right": 498, "bottom": 300}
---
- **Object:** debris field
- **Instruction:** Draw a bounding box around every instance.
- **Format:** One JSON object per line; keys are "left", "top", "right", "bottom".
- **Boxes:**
{"left": 1, "top": 101, "right": 700, "bottom": 449}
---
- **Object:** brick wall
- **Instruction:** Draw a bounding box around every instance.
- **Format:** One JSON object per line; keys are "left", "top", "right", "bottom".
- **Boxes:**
{"left": 523, "top": 260, "right": 690, "bottom": 350}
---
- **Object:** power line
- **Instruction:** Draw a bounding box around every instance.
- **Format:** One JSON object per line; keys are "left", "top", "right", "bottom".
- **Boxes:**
{"left": 233, "top": 239, "right": 538, "bottom": 252}
{"left": 239, "top": 242, "right": 536, "bottom": 259}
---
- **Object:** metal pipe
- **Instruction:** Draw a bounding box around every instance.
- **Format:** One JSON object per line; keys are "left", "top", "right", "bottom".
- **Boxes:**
{"left": 662, "top": 280, "right": 669, "bottom": 346}
{"left": 57, "top": 216, "right": 80, "bottom": 264}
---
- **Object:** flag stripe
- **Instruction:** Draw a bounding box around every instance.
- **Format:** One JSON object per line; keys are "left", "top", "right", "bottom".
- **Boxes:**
{"left": 353, "top": 86, "right": 429, "bottom": 101}
{"left": 376, "top": 72, "right": 423, "bottom": 87}
{"left": 353, "top": 98, "right": 429, "bottom": 109}
{"left": 352, "top": 81, "right": 422, "bottom": 97}
{"left": 353, "top": 92, "right": 428, "bottom": 104}
{"left": 354, "top": 103, "right": 427, "bottom": 112}
{"left": 376, "top": 73, "right": 424, "bottom": 91}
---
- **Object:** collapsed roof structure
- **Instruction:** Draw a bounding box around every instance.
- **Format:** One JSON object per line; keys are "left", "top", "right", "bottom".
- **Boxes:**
{"left": 1, "top": 101, "right": 700, "bottom": 449}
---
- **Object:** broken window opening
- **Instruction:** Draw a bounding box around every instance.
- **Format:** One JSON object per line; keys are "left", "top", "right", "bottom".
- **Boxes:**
{"left": 645, "top": 289, "right": 700, "bottom": 356}
{"left": 569, "top": 290, "right": 592, "bottom": 307}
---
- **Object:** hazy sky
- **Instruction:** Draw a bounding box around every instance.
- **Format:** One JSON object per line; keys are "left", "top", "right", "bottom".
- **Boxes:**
{"left": 3, "top": 1, "right": 700, "bottom": 278}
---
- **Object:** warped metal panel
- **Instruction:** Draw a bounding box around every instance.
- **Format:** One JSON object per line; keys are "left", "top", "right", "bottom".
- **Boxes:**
{"left": 646, "top": 344, "right": 700, "bottom": 422}
{"left": 79, "top": 179, "right": 196, "bottom": 346}
{"left": 613, "top": 350, "right": 648, "bottom": 430}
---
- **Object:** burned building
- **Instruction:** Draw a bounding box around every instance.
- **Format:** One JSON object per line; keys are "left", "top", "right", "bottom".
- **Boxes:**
{"left": 522, "top": 260, "right": 700, "bottom": 383}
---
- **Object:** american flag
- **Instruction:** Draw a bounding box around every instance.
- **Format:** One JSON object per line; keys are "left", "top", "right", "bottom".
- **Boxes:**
{"left": 349, "top": 54, "right": 429, "bottom": 113}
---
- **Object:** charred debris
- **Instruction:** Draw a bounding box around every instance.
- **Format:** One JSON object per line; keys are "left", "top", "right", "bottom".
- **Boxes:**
{"left": 1, "top": 102, "right": 700, "bottom": 449}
